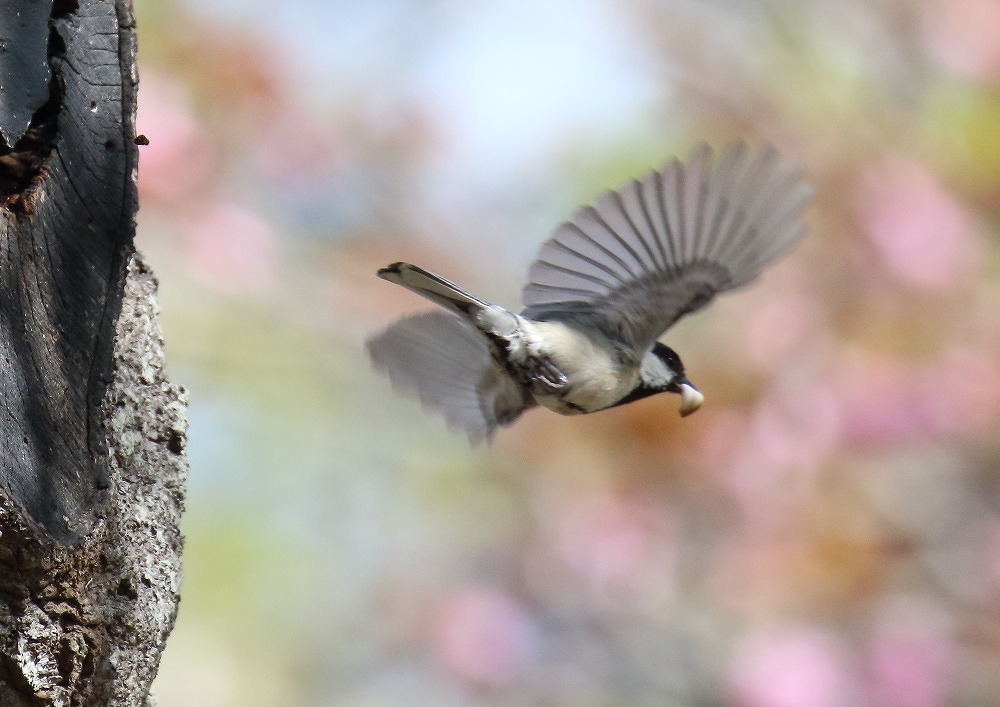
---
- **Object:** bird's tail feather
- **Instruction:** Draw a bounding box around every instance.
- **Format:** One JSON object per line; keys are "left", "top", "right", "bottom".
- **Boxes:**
{"left": 378, "top": 262, "right": 490, "bottom": 319}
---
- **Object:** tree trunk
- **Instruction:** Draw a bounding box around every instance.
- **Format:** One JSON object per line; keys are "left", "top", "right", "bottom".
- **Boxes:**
{"left": 0, "top": 0, "right": 187, "bottom": 704}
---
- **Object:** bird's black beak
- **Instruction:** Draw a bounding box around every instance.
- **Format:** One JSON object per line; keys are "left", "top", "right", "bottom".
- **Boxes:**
{"left": 676, "top": 379, "right": 704, "bottom": 417}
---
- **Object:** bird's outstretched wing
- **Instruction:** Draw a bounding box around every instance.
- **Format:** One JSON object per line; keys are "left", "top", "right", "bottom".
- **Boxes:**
{"left": 366, "top": 311, "right": 533, "bottom": 441}
{"left": 521, "top": 142, "right": 812, "bottom": 360}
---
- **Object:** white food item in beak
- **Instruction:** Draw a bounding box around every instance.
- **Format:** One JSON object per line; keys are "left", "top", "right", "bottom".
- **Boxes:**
{"left": 678, "top": 382, "right": 704, "bottom": 417}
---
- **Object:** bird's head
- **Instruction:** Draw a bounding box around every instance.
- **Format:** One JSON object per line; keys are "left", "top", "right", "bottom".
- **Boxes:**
{"left": 638, "top": 343, "right": 704, "bottom": 417}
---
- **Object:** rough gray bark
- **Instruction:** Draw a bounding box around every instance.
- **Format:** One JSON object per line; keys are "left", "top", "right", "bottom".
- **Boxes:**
{"left": 0, "top": 256, "right": 186, "bottom": 706}
{"left": 0, "top": 0, "right": 187, "bottom": 704}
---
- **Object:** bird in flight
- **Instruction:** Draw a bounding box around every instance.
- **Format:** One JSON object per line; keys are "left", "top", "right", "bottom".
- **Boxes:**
{"left": 367, "top": 141, "right": 813, "bottom": 441}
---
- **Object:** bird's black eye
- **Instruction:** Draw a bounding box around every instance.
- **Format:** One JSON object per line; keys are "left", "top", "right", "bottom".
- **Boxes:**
{"left": 652, "top": 342, "right": 684, "bottom": 373}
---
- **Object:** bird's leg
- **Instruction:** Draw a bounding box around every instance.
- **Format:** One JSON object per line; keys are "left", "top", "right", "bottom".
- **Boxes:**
{"left": 526, "top": 358, "right": 568, "bottom": 391}
{"left": 475, "top": 306, "right": 568, "bottom": 391}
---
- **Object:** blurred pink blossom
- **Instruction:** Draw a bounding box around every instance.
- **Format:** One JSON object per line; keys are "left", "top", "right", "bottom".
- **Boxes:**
{"left": 921, "top": 346, "right": 1000, "bottom": 438}
{"left": 728, "top": 625, "right": 856, "bottom": 707}
{"left": 185, "top": 204, "right": 279, "bottom": 295}
{"left": 856, "top": 157, "right": 980, "bottom": 290}
{"left": 742, "top": 287, "right": 829, "bottom": 371}
{"left": 698, "top": 408, "right": 750, "bottom": 477}
{"left": 551, "top": 494, "right": 676, "bottom": 595}
{"left": 834, "top": 356, "right": 933, "bottom": 446}
{"left": 834, "top": 348, "right": 1000, "bottom": 446}
{"left": 432, "top": 586, "right": 537, "bottom": 687}
{"left": 136, "top": 71, "right": 216, "bottom": 203}
{"left": 750, "top": 380, "right": 841, "bottom": 475}
{"left": 984, "top": 521, "right": 1000, "bottom": 594}
{"left": 250, "top": 114, "right": 340, "bottom": 181}
{"left": 922, "top": 0, "right": 1000, "bottom": 83}
{"left": 706, "top": 379, "right": 840, "bottom": 524}
{"left": 866, "top": 604, "right": 954, "bottom": 707}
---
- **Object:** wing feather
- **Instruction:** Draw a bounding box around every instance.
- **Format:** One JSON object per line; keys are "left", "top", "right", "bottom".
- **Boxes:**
{"left": 522, "top": 142, "right": 812, "bottom": 358}
{"left": 658, "top": 162, "right": 684, "bottom": 267}
{"left": 680, "top": 142, "right": 710, "bottom": 264}
{"left": 617, "top": 179, "right": 666, "bottom": 271}
{"left": 366, "top": 312, "right": 532, "bottom": 441}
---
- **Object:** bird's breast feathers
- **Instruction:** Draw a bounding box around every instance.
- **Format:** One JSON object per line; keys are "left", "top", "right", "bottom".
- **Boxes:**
{"left": 521, "top": 320, "right": 639, "bottom": 414}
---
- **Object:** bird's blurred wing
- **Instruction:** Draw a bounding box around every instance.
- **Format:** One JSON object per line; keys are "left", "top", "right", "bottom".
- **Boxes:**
{"left": 521, "top": 142, "right": 812, "bottom": 358}
{"left": 366, "top": 311, "right": 532, "bottom": 441}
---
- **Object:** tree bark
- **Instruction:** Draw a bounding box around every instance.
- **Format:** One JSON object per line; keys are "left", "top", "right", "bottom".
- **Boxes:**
{"left": 0, "top": 0, "right": 187, "bottom": 704}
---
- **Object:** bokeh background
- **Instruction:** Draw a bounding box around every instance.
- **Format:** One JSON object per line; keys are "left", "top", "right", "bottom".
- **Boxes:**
{"left": 132, "top": 0, "right": 1000, "bottom": 704}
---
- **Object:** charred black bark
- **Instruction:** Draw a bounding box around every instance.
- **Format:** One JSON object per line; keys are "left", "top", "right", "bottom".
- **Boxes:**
{"left": 0, "top": 0, "right": 137, "bottom": 541}
{"left": 0, "top": 0, "right": 187, "bottom": 704}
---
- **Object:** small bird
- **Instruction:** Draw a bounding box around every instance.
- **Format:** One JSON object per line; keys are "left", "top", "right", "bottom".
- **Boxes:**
{"left": 367, "top": 141, "right": 812, "bottom": 441}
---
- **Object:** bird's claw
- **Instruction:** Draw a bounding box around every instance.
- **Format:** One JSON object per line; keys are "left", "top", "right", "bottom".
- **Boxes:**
{"left": 530, "top": 358, "right": 568, "bottom": 392}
